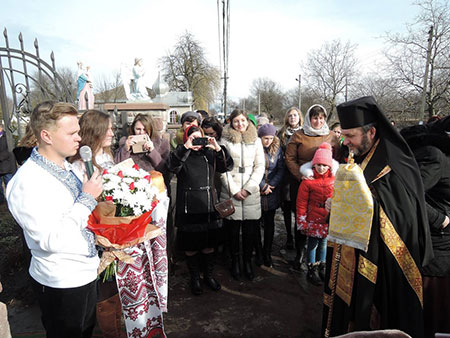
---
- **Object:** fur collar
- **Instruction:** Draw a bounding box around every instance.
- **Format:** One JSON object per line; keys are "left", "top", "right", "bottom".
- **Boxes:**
{"left": 299, "top": 159, "right": 339, "bottom": 177}
{"left": 222, "top": 122, "right": 258, "bottom": 144}
{"left": 265, "top": 136, "right": 281, "bottom": 156}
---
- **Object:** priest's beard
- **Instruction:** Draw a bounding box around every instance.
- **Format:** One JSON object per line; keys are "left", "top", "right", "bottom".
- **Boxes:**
{"left": 353, "top": 132, "right": 372, "bottom": 157}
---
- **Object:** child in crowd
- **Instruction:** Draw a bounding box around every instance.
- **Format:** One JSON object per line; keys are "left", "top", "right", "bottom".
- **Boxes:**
{"left": 296, "top": 142, "right": 337, "bottom": 286}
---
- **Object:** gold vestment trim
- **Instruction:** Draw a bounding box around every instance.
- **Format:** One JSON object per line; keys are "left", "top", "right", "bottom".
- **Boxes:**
{"left": 379, "top": 206, "right": 423, "bottom": 307}
{"left": 358, "top": 255, "right": 377, "bottom": 283}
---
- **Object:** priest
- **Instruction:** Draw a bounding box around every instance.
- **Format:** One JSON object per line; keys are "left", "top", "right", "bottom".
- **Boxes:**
{"left": 322, "top": 96, "right": 434, "bottom": 337}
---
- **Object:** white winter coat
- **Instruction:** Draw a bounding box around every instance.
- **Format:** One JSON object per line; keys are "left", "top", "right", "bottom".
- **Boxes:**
{"left": 219, "top": 123, "right": 265, "bottom": 220}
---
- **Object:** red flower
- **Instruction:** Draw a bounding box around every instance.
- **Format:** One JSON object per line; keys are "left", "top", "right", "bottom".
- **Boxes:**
{"left": 117, "top": 170, "right": 124, "bottom": 178}
{"left": 129, "top": 182, "right": 135, "bottom": 190}
{"left": 132, "top": 164, "right": 140, "bottom": 170}
{"left": 144, "top": 175, "right": 151, "bottom": 183}
{"left": 105, "top": 195, "right": 113, "bottom": 201}
{"left": 102, "top": 169, "right": 109, "bottom": 175}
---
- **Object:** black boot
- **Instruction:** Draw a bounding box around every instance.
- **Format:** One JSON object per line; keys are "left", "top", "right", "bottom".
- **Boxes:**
{"left": 263, "top": 251, "right": 273, "bottom": 268}
{"left": 229, "top": 221, "right": 241, "bottom": 280}
{"left": 203, "top": 252, "right": 221, "bottom": 291}
{"left": 263, "top": 210, "right": 275, "bottom": 267}
{"left": 243, "top": 259, "right": 254, "bottom": 281}
{"left": 186, "top": 254, "right": 203, "bottom": 295}
{"left": 254, "top": 223, "right": 264, "bottom": 267}
{"left": 231, "top": 254, "right": 241, "bottom": 280}
{"left": 282, "top": 201, "right": 294, "bottom": 249}
{"left": 318, "top": 261, "right": 326, "bottom": 281}
{"left": 293, "top": 231, "right": 307, "bottom": 271}
{"left": 243, "top": 221, "right": 256, "bottom": 281}
{"left": 307, "top": 263, "right": 323, "bottom": 286}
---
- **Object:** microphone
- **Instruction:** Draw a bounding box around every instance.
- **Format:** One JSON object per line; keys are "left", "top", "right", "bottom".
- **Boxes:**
{"left": 79, "top": 145, "right": 94, "bottom": 179}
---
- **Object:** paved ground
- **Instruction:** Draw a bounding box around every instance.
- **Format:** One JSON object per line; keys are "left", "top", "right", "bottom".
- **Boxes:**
{"left": 2, "top": 208, "right": 324, "bottom": 337}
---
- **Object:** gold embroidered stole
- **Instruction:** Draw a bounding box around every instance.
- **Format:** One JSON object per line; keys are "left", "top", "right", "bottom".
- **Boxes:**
{"left": 325, "top": 139, "right": 423, "bottom": 308}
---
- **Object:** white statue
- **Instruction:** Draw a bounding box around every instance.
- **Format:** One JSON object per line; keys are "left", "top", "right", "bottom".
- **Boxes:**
{"left": 121, "top": 58, "right": 151, "bottom": 101}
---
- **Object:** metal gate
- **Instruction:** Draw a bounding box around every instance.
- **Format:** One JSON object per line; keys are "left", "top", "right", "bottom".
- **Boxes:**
{"left": 0, "top": 28, "right": 73, "bottom": 148}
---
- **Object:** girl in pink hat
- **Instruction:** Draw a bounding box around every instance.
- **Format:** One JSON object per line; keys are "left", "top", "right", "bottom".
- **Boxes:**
{"left": 296, "top": 142, "right": 338, "bottom": 286}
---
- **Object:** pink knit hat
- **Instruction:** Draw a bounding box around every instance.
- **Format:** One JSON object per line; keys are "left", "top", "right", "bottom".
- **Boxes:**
{"left": 312, "top": 142, "right": 333, "bottom": 167}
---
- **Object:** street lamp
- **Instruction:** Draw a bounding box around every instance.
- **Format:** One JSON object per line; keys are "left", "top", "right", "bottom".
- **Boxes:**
{"left": 295, "top": 74, "right": 301, "bottom": 110}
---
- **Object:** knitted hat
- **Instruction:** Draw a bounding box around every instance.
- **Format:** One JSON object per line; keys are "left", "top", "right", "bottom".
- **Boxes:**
{"left": 312, "top": 142, "right": 333, "bottom": 167}
{"left": 258, "top": 123, "right": 276, "bottom": 137}
{"left": 181, "top": 111, "right": 200, "bottom": 125}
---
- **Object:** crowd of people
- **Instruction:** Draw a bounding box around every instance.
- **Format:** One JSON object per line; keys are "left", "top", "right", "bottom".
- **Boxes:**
{"left": 1, "top": 97, "right": 449, "bottom": 338}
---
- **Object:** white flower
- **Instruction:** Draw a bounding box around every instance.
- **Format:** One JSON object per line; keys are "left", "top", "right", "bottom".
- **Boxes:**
{"left": 101, "top": 165, "right": 158, "bottom": 216}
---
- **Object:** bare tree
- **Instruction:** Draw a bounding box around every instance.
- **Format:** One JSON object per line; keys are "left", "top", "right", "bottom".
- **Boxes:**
{"left": 350, "top": 74, "right": 420, "bottom": 123}
{"left": 384, "top": 0, "right": 450, "bottom": 119}
{"left": 303, "top": 39, "right": 358, "bottom": 121}
{"left": 250, "top": 77, "right": 285, "bottom": 120}
{"left": 237, "top": 96, "right": 257, "bottom": 112}
{"left": 29, "top": 66, "right": 77, "bottom": 107}
{"left": 160, "top": 31, "right": 221, "bottom": 110}
{"left": 95, "top": 71, "right": 124, "bottom": 103}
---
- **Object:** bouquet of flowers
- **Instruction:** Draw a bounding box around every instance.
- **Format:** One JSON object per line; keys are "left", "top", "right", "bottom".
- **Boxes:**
{"left": 87, "top": 159, "right": 165, "bottom": 279}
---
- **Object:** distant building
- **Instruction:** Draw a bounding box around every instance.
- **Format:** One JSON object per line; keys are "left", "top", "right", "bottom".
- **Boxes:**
{"left": 95, "top": 72, "right": 193, "bottom": 129}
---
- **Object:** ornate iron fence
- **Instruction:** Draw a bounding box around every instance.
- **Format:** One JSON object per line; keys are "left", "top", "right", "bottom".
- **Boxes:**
{"left": 0, "top": 28, "right": 73, "bottom": 148}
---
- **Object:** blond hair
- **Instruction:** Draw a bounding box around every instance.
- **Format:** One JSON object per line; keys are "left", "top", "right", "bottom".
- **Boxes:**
{"left": 30, "top": 101, "right": 78, "bottom": 140}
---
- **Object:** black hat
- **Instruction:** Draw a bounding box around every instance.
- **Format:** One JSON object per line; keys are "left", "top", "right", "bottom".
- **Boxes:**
{"left": 180, "top": 111, "right": 200, "bottom": 125}
{"left": 337, "top": 96, "right": 379, "bottom": 129}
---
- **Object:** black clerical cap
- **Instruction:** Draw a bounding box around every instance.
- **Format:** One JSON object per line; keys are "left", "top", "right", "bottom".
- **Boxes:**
{"left": 337, "top": 96, "right": 379, "bottom": 129}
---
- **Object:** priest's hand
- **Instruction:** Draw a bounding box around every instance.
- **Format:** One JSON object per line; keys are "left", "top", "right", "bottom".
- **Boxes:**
{"left": 325, "top": 198, "right": 332, "bottom": 213}
{"left": 443, "top": 215, "right": 449, "bottom": 229}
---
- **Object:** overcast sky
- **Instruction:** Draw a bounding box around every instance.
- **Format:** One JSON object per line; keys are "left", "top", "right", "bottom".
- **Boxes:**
{"left": 2, "top": 0, "right": 419, "bottom": 100}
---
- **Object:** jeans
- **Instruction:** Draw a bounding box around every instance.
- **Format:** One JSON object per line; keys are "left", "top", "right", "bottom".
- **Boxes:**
{"left": 306, "top": 236, "right": 327, "bottom": 264}
{"left": 0, "top": 173, "right": 13, "bottom": 202}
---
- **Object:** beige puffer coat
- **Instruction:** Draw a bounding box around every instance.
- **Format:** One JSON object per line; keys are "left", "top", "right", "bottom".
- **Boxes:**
{"left": 219, "top": 123, "right": 265, "bottom": 220}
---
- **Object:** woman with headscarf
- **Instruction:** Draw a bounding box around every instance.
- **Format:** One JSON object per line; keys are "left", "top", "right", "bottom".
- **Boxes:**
{"left": 284, "top": 104, "right": 340, "bottom": 271}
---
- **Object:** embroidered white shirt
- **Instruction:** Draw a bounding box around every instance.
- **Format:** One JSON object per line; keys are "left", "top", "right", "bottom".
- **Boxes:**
{"left": 6, "top": 148, "right": 99, "bottom": 288}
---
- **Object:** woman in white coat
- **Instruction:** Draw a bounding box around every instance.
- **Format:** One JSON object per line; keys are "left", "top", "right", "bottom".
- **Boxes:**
{"left": 220, "top": 110, "right": 265, "bottom": 280}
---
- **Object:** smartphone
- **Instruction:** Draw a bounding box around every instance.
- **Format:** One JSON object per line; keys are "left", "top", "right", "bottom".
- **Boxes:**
{"left": 131, "top": 134, "right": 149, "bottom": 153}
{"left": 192, "top": 137, "right": 209, "bottom": 146}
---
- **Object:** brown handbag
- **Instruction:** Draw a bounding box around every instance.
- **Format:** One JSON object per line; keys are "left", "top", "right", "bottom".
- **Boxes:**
{"left": 214, "top": 197, "right": 235, "bottom": 218}
{"left": 213, "top": 150, "right": 235, "bottom": 218}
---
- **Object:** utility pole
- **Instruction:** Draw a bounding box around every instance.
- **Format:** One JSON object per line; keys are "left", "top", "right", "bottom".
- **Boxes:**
{"left": 419, "top": 26, "right": 433, "bottom": 122}
{"left": 295, "top": 74, "right": 301, "bottom": 109}
{"left": 258, "top": 93, "right": 261, "bottom": 115}
{"left": 221, "top": 0, "right": 230, "bottom": 118}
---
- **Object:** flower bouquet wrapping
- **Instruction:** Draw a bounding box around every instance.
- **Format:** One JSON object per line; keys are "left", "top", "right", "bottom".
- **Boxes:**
{"left": 87, "top": 159, "right": 166, "bottom": 276}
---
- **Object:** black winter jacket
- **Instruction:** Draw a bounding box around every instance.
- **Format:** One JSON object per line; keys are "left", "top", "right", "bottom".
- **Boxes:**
{"left": 168, "top": 145, "right": 233, "bottom": 231}
{"left": 401, "top": 120, "right": 450, "bottom": 276}
{"left": 0, "top": 132, "right": 16, "bottom": 174}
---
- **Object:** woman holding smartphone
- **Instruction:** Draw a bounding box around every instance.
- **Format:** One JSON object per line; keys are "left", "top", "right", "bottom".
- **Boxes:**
{"left": 168, "top": 125, "right": 233, "bottom": 295}
{"left": 115, "top": 113, "right": 169, "bottom": 176}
